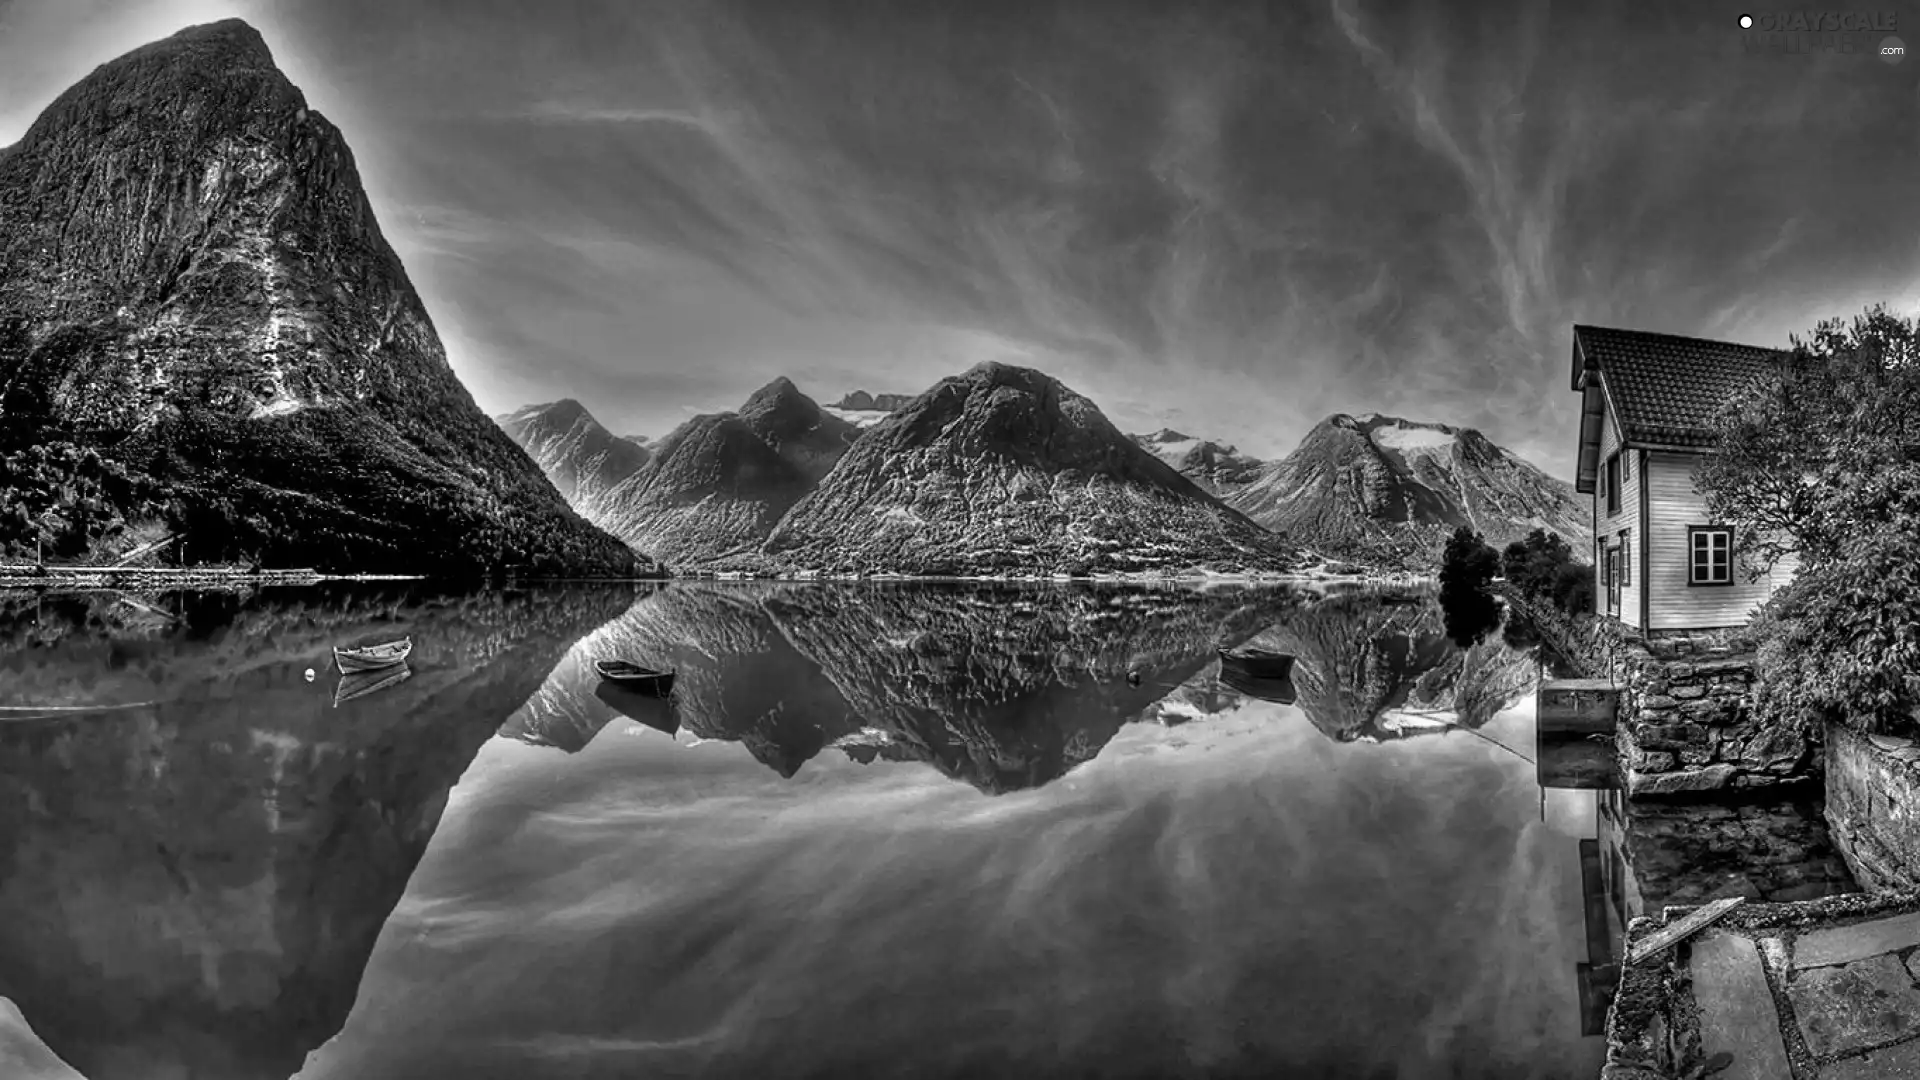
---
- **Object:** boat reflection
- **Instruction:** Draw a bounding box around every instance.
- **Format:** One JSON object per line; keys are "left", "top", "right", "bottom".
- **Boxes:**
{"left": 333, "top": 664, "right": 412, "bottom": 708}
{"left": 594, "top": 681, "right": 681, "bottom": 737}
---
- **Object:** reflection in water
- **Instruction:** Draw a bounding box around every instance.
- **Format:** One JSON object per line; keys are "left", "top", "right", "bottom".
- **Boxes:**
{"left": 2, "top": 581, "right": 1643, "bottom": 1078}
{"left": 1536, "top": 724, "right": 1858, "bottom": 1037}
{"left": 509, "top": 582, "right": 1325, "bottom": 792}
{"left": 0, "top": 585, "right": 636, "bottom": 1080}
{"left": 295, "top": 583, "right": 1611, "bottom": 1080}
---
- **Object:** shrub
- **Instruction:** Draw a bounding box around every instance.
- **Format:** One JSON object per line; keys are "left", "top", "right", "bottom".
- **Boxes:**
{"left": 1749, "top": 528, "right": 1920, "bottom": 736}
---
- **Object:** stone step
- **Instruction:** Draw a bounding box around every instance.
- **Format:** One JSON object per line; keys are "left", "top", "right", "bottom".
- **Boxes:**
{"left": 1540, "top": 678, "right": 1619, "bottom": 735}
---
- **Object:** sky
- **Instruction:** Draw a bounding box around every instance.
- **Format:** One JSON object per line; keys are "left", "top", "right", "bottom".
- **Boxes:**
{"left": 2, "top": 0, "right": 1918, "bottom": 478}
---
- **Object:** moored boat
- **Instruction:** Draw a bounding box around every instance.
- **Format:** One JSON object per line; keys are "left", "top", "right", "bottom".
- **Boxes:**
{"left": 1218, "top": 645, "right": 1294, "bottom": 680}
{"left": 334, "top": 636, "right": 412, "bottom": 673}
{"left": 593, "top": 659, "right": 676, "bottom": 697}
{"left": 1219, "top": 664, "right": 1298, "bottom": 705}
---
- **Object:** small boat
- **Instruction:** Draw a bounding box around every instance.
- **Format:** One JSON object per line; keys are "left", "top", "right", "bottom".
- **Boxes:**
{"left": 1219, "top": 665, "right": 1298, "bottom": 706}
{"left": 593, "top": 659, "right": 676, "bottom": 697}
{"left": 1217, "top": 646, "right": 1294, "bottom": 680}
{"left": 334, "top": 665, "right": 412, "bottom": 707}
{"left": 334, "top": 636, "right": 412, "bottom": 674}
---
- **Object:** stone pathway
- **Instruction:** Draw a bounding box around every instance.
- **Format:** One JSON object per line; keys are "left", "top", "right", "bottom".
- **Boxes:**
{"left": 1686, "top": 911, "right": 1920, "bottom": 1078}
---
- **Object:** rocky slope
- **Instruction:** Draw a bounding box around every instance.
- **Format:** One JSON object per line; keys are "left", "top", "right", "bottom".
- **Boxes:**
{"left": 736, "top": 377, "right": 858, "bottom": 484}
{"left": 765, "top": 363, "right": 1296, "bottom": 575}
{"left": 596, "top": 412, "right": 808, "bottom": 568}
{"left": 0, "top": 583, "right": 634, "bottom": 1080}
{"left": 832, "top": 390, "right": 916, "bottom": 412}
{"left": 557, "top": 379, "right": 851, "bottom": 569}
{"left": 1130, "top": 429, "right": 1265, "bottom": 495}
{"left": 1226, "top": 413, "right": 1589, "bottom": 562}
{"left": 497, "top": 400, "right": 652, "bottom": 518}
{"left": 0, "top": 20, "right": 635, "bottom": 577}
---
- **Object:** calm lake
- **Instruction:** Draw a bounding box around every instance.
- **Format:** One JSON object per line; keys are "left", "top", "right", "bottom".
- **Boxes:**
{"left": 0, "top": 582, "right": 1854, "bottom": 1079}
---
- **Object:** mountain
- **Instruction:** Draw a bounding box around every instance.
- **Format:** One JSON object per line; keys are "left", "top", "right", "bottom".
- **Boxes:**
{"left": 497, "top": 400, "right": 652, "bottom": 516}
{"left": 1130, "top": 429, "right": 1265, "bottom": 494}
{"left": 596, "top": 411, "right": 808, "bottom": 568}
{"left": 1225, "top": 413, "right": 1589, "bottom": 562}
{"left": 833, "top": 390, "right": 916, "bottom": 412}
{"left": 0, "top": 20, "right": 635, "bottom": 577}
{"left": 766, "top": 362, "right": 1295, "bottom": 575}
{"left": 736, "top": 377, "right": 858, "bottom": 483}
{"left": 823, "top": 389, "right": 913, "bottom": 431}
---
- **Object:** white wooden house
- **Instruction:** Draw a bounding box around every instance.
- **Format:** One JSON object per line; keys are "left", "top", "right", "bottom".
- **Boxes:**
{"left": 1570, "top": 325, "right": 1798, "bottom": 633}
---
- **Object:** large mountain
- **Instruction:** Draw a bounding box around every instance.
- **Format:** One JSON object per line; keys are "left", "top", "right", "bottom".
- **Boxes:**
{"left": 1130, "top": 429, "right": 1265, "bottom": 494}
{"left": 567, "top": 378, "right": 849, "bottom": 568}
{"left": 0, "top": 20, "right": 635, "bottom": 577}
{"left": 765, "top": 362, "right": 1295, "bottom": 575}
{"left": 496, "top": 399, "right": 651, "bottom": 517}
{"left": 1225, "top": 413, "right": 1588, "bottom": 560}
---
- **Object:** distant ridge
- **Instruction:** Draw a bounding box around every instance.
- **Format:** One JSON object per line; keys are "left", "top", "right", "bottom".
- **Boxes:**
{"left": 1225, "top": 412, "right": 1589, "bottom": 561}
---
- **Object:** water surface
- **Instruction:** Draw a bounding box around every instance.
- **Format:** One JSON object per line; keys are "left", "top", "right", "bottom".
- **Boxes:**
{"left": 0, "top": 581, "right": 1785, "bottom": 1078}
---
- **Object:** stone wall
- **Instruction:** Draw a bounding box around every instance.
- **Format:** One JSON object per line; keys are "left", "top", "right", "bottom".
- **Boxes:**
{"left": 1616, "top": 637, "right": 1814, "bottom": 797}
{"left": 1825, "top": 722, "right": 1920, "bottom": 891}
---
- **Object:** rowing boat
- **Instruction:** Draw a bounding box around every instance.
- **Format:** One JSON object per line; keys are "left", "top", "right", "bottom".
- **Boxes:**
{"left": 593, "top": 659, "right": 675, "bottom": 697}
{"left": 334, "top": 636, "right": 412, "bottom": 674}
{"left": 1217, "top": 645, "right": 1294, "bottom": 680}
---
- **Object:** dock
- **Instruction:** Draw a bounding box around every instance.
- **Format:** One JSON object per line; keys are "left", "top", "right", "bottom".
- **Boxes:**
{"left": 1539, "top": 677, "right": 1619, "bottom": 736}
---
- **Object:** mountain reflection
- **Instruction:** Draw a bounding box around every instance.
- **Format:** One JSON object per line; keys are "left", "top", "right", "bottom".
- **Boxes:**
{"left": 506, "top": 583, "right": 1545, "bottom": 789}
{"left": 507, "top": 582, "right": 1326, "bottom": 792}
{"left": 0, "top": 584, "right": 635, "bottom": 1080}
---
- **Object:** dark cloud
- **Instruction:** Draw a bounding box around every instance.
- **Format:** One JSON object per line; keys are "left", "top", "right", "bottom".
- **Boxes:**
{"left": 3, "top": 0, "right": 1916, "bottom": 474}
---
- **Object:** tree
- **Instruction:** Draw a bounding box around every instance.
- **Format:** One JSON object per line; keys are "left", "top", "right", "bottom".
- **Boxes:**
{"left": 1697, "top": 305, "right": 1920, "bottom": 575}
{"left": 1438, "top": 526, "right": 1503, "bottom": 647}
{"left": 1698, "top": 305, "right": 1920, "bottom": 733}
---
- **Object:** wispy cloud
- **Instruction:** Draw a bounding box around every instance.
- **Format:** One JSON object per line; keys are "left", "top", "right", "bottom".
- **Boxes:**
{"left": 8, "top": 0, "right": 1914, "bottom": 476}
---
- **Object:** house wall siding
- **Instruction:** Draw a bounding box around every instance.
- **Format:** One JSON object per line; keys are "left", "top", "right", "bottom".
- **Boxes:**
{"left": 1592, "top": 405, "right": 1642, "bottom": 627}
{"left": 1644, "top": 451, "right": 1786, "bottom": 629}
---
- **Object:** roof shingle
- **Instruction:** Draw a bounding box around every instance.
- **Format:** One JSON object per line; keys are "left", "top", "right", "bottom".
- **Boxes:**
{"left": 1572, "top": 325, "right": 1786, "bottom": 448}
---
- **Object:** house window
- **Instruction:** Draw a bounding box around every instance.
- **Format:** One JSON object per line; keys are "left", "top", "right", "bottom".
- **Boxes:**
{"left": 1619, "top": 529, "right": 1631, "bottom": 586}
{"left": 1605, "top": 454, "right": 1622, "bottom": 515}
{"left": 1689, "top": 527, "right": 1733, "bottom": 585}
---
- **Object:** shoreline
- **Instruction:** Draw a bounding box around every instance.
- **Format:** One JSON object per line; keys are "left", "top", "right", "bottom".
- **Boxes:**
{"left": 0, "top": 566, "right": 423, "bottom": 589}
{"left": 0, "top": 565, "right": 1436, "bottom": 590}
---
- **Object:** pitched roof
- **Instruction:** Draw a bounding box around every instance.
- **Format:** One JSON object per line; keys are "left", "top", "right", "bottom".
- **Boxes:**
{"left": 1571, "top": 325, "right": 1787, "bottom": 448}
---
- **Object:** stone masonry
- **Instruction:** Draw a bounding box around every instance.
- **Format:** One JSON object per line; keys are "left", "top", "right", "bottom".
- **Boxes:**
{"left": 1499, "top": 588, "right": 1818, "bottom": 799}
{"left": 1616, "top": 636, "right": 1815, "bottom": 798}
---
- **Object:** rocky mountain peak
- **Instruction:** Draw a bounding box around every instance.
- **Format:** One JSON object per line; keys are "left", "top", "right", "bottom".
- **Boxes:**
{"left": 831, "top": 390, "right": 915, "bottom": 413}
{"left": 0, "top": 22, "right": 638, "bottom": 575}
{"left": 1224, "top": 410, "right": 1589, "bottom": 563}
{"left": 735, "top": 378, "right": 854, "bottom": 484}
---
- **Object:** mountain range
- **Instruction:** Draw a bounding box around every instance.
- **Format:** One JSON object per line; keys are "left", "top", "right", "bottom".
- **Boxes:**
{"left": 5, "top": 20, "right": 1586, "bottom": 582}
{"left": 507, "top": 394, "right": 1588, "bottom": 574}
{"left": 0, "top": 20, "right": 637, "bottom": 577}
{"left": 507, "top": 365, "right": 1296, "bottom": 575}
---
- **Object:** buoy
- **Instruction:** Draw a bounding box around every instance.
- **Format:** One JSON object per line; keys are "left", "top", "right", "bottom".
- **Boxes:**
{"left": 304, "top": 668, "right": 316, "bottom": 682}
